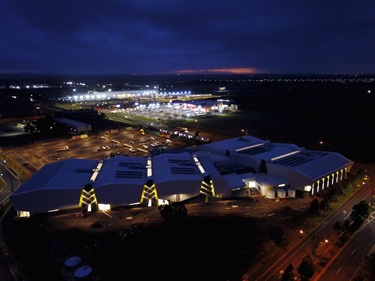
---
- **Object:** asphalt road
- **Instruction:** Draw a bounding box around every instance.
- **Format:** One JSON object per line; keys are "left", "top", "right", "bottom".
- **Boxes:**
{"left": 317, "top": 163, "right": 375, "bottom": 281}
{"left": 253, "top": 166, "right": 373, "bottom": 281}
{"left": 36, "top": 195, "right": 310, "bottom": 233}
{"left": 318, "top": 213, "right": 375, "bottom": 281}
{"left": 0, "top": 160, "right": 20, "bottom": 206}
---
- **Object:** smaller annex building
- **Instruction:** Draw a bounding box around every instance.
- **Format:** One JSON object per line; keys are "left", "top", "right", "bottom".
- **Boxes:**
{"left": 55, "top": 117, "right": 92, "bottom": 135}
{"left": 10, "top": 135, "right": 353, "bottom": 217}
{"left": 196, "top": 136, "right": 354, "bottom": 197}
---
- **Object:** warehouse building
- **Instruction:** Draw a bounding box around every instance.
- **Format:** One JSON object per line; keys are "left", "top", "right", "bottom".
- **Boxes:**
{"left": 10, "top": 135, "right": 353, "bottom": 217}
{"left": 55, "top": 117, "right": 92, "bottom": 135}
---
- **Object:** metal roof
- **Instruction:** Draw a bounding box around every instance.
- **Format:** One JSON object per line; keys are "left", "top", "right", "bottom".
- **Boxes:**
{"left": 11, "top": 158, "right": 98, "bottom": 194}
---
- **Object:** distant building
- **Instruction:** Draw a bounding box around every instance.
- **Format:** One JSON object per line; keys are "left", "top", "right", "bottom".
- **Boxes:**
{"left": 54, "top": 108, "right": 98, "bottom": 121}
{"left": 55, "top": 117, "right": 92, "bottom": 135}
{"left": 10, "top": 135, "right": 353, "bottom": 217}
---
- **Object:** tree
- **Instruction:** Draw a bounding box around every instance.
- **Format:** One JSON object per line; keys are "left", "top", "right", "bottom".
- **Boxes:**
{"left": 328, "top": 188, "right": 338, "bottom": 202}
{"left": 309, "top": 197, "right": 320, "bottom": 215}
{"left": 268, "top": 226, "right": 289, "bottom": 248}
{"left": 33, "top": 114, "right": 70, "bottom": 137}
{"left": 320, "top": 197, "right": 330, "bottom": 211}
{"left": 173, "top": 202, "right": 188, "bottom": 219}
{"left": 350, "top": 200, "right": 369, "bottom": 221}
{"left": 314, "top": 240, "right": 330, "bottom": 266}
{"left": 298, "top": 252, "right": 315, "bottom": 281}
{"left": 158, "top": 202, "right": 187, "bottom": 222}
{"left": 159, "top": 204, "right": 173, "bottom": 220}
{"left": 280, "top": 263, "right": 296, "bottom": 281}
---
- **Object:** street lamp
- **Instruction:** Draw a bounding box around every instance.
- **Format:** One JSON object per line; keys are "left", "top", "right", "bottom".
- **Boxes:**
{"left": 311, "top": 231, "right": 329, "bottom": 253}
{"left": 241, "top": 129, "right": 248, "bottom": 136}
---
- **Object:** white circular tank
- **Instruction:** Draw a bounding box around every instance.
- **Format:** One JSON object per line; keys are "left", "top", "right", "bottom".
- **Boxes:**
{"left": 64, "top": 256, "right": 82, "bottom": 268}
{"left": 287, "top": 189, "right": 296, "bottom": 198}
{"left": 259, "top": 186, "right": 269, "bottom": 196}
{"left": 266, "top": 189, "right": 275, "bottom": 199}
{"left": 74, "top": 265, "right": 92, "bottom": 279}
{"left": 277, "top": 189, "right": 286, "bottom": 198}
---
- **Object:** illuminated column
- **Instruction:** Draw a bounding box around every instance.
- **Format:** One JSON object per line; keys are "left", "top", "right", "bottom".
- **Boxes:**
{"left": 140, "top": 179, "right": 159, "bottom": 206}
{"left": 200, "top": 175, "right": 216, "bottom": 202}
{"left": 79, "top": 184, "right": 98, "bottom": 213}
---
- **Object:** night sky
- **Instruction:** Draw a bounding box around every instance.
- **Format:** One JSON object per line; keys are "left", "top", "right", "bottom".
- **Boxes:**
{"left": 1, "top": 0, "right": 375, "bottom": 76}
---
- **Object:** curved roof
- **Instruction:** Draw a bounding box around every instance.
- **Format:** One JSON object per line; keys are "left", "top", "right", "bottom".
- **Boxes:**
{"left": 94, "top": 156, "right": 147, "bottom": 187}
{"left": 11, "top": 158, "right": 98, "bottom": 194}
{"left": 10, "top": 135, "right": 354, "bottom": 214}
{"left": 152, "top": 152, "right": 202, "bottom": 183}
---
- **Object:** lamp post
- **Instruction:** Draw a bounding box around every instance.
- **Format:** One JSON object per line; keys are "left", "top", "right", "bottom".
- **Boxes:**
{"left": 311, "top": 231, "right": 329, "bottom": 256}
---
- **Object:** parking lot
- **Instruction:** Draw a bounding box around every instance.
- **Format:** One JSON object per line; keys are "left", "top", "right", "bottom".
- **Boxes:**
{"left": 110, "top": 101, "right": 213, "bottom": 121}
{"left": 3, "top": 126, "right": 195, "bottom": 175}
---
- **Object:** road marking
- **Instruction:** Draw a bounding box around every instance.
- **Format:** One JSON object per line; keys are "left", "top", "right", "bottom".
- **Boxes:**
{"left": 337, "top": 267, "right": 341, "bottom": 273}
{"left": 344, "top": 212, "right": 351, "bottom": 220}
{"left": 351, "top": 249, "right": 356, "bottom": 254}
{"left": 103, "top": 211, "right": 112, "bottom": 218}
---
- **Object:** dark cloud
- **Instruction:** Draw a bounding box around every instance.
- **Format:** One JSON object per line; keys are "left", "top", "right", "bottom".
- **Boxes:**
{"left": 1, "top": 0, "right": 374, "bottom": 75}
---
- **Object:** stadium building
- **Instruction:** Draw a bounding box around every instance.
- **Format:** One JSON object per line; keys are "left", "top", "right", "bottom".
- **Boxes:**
{"left": 10, "top": 135, "right": 353, "bottom": 217}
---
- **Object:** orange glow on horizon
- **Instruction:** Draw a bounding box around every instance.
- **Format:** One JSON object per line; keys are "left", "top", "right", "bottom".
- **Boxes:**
{"left": 176, "top": 67, "right": 260, "bottom": 74}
